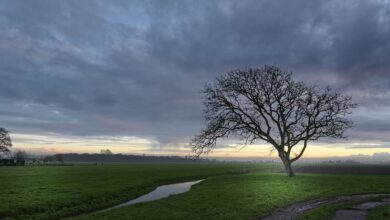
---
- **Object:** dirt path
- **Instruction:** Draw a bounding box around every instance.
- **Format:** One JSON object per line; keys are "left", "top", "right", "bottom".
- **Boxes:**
{"left": 260, "top": 194, "right": 390, "bottom": 220}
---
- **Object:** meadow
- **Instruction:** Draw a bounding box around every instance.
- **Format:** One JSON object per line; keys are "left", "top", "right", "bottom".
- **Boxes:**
{"left": 1, "top": 163, "right": 390, "bottom": 220}
{"left": 0, "top": 163, "right": 271, "bottom": 219}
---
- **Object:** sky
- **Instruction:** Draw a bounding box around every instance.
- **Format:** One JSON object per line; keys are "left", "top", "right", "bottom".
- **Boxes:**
{"left": 1, "top": 0, "right": 390, "bottom": 158}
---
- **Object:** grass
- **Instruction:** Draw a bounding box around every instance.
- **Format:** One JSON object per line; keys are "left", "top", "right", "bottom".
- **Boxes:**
{"left": 297, "top": 203, "right": 348, "bottom": 220}
{"left": 367, "top": 204, "right": 390, "bottom": 220}
{"left": 1, "top": 163, "right": 390, "bottom": 220}
{"left": 0, "top": 163, "right": 271, "bottom": 219}
{"left": 73, "top": 173, "right": 390, "bottom": 220}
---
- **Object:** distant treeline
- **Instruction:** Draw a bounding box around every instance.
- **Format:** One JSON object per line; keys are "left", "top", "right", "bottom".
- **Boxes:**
{"left": 60, "top": 153, "right": 217, "bottom": 163}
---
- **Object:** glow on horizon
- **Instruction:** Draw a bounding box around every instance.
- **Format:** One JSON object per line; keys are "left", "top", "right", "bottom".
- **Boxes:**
{"left": 10, "top": 133, "right": 390, "bottom": 158}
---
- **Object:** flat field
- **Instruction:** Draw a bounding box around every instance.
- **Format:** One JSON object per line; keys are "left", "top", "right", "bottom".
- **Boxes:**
{"left": 1, "top": 163, "right": 390, "bottom": 220}
{"left": 0, "top": 163, "right": 271, "bottom": 219}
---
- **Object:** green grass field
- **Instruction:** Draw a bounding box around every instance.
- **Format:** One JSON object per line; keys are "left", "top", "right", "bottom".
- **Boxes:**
{"left": 368, "top": 204, "right": 390, "bottom": 220}
{"left": 1, "top": 163, "right": 390, "bottom": 220}
{"left": 0, "top": 163, "right": 272, "bottom": 219}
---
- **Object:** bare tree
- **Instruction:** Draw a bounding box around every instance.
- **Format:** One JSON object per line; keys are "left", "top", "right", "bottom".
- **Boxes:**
{"left": 15, "top": 150, "right": 27, "bottom": 166}
{"left": 54, "top": 154, "right": 64, "bottom": 164}
{"left": 191, "top": 66, "right": 355, "bottom": 176}
{"left": 43, "top": 155, "right": 53, "bottom": 164}
{"left": 0, "top": 128, "right": 12, "bottom": 155}
{"left": 100, "top": 149, "right": 113, "bottom": 155}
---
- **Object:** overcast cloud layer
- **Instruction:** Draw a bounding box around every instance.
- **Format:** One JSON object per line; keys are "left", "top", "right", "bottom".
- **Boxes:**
{"left": 1, "top": 0, "right": 390, "bottom": 151}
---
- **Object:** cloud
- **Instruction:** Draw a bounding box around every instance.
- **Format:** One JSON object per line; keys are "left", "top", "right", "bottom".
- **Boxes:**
{"left": 0, "top": 0, "right": 390, "bottom": 152}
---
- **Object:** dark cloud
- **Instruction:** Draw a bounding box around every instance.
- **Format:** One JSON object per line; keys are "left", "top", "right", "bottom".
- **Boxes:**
{"left": 0, "top": 0, "right": 390, "bottom": 148}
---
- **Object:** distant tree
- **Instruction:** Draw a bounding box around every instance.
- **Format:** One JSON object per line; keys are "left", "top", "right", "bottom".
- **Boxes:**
{"left": 192, "top": 66, "right": 355, "bottom": 176}
{"left": 43, "top": 155, "right": 53, "bottom": 164}
{"left": 100, "top": 149, "right": 113, "bottom": 155}
{"left": 54, "top": 154, "right": 64, "bottom": 164}
{"left": 14, "top": 150, "right": 27, "bottom": 166}
{"left": 0, "top": 128, "right": 12, "bottom": 156}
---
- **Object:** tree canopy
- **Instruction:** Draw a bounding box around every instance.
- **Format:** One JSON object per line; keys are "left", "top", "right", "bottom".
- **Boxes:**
{"left": 0, "top": 128, "right": 12, "bottom": 155}
{"left": 100, "top": 149, "right": 113, "bottom": 155}
{"left": 191, "top": 65, "right": 355, "bottom": 176}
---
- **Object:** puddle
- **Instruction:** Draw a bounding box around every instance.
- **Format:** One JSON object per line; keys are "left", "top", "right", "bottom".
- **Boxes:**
{"left": 333, "top": 210, "right": 366, "bottom": 220}
{"left": 334, "top": 200, "right": 390, "bottom": 220}
{"left": 353, "top": 201, "right": 387, "bottom": 210}
{"left": 260, "top": 194, "right": 390, "bottom": 220}
{"left": 98, "top": 179, "right": 204, "bottom": 213}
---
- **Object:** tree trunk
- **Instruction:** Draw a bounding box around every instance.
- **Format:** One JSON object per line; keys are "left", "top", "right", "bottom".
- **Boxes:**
{"left": 279, "top": 153, "right": 295, "bottom": 177}
{"left": 283, "top": 160, "right": 295, "bottom": 177}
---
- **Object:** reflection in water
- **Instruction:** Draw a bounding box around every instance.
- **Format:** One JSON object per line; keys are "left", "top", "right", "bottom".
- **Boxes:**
{"left": 99, "top": 179, "right": 204, "bottom": 213}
